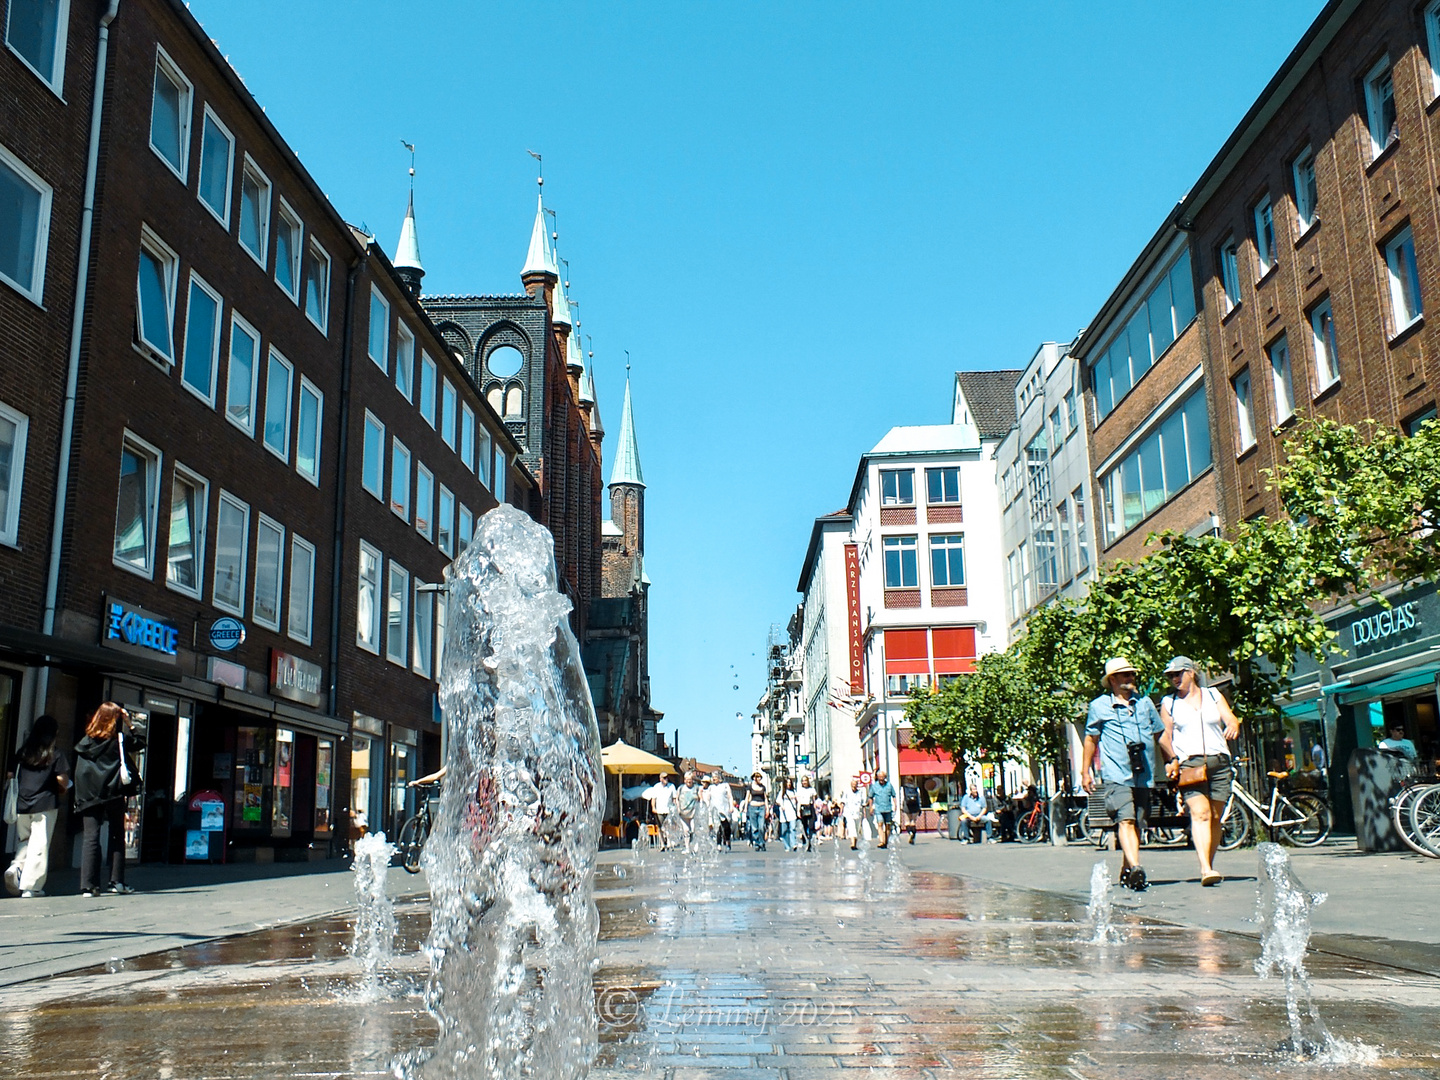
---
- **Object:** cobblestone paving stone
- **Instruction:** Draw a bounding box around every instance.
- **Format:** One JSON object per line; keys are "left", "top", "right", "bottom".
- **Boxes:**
{"left": 1, "top": 840, "right": 1438, "bottom": 1077}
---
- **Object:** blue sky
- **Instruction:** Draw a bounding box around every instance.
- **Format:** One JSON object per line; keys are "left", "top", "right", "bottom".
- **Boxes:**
{"left": 191, "top": 1, "right": 1324, "bottom": 773}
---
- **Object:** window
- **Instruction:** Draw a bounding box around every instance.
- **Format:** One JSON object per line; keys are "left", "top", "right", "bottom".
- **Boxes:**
{"left": 1429, "top": 2, "right": 1440, "bottom": 99}
{"left": 0, "top": 402, "right": 27, "bottom": 547}
{"left": 0, "top": 144, "right": 52, "bottom": 304}
{"left": 419, "top": 353, "right": 436, "bottom": 426}
{"left": 1048, "top": 408, "right": 1064, "bottom": 450}
{"left": 929, "top": 534, "right": 965, "bottom": 587}
{"left": 275, "top": 199, "right": 301, "bottom": 300}
{"left": 148, "top": 47, "right": 191, "bottom": 180}
{"left": 1233, "top": 369, "right": 1256, "bottom": 451}
{"left": 415, "top": 462, "right": 434, "bottom": 540}
{"left": 238, "top": 156, "right": 270, "bottom": 267}
{"left": 438, "top": 485, "right": 454, "bottom": 556}
{"left": 361, "top": 411, "right": 385, "bottom": 499}
{"left": 442, "top": 379, "right": 457, "bottom": 449}
{"left": 180, "top": 272, "right": 222, "bottom": 404}
{"left": 435, "top": 587, "right": 447, "bottom": 675}
{"left": 1093, "top": 250, "right": 1195, "bottom": 419}
{"left": 412, "top": 583, "right": 433, "bottom": 678}
{"left": 303, "top": 239, "right": 329, "bottom": 332}
{"left": 882, "top": 535, "right": 918, "bottom": 588}
{"left": 1064, "top": 389, "right": 1078, "bottom": 432}
{"left": 1292, "top": 147, "right": 1317, "bottom": 230}
{"left": 1268, "top": 335, "right": 1294, "bottom": 423}
{"left": 263, "top": 348, "right": 293, "bottom": 460}
{"left": 357, "top": 541, "right": 381, "bottom": 652}
{"left": 114, "top": 434, "right": 160, "bottom": 576}
{"left": 494, "top": 452, "right": 506, "bottom": 503}
{"left": 461, "top": 404, "right": 475, "bottom": 471}
{"left": 1310, "top": 299, "right": 1340, "bottom": 391}
{"left": 1364, "top": 56, "right": 1398, "bottom": 158}
{"left": 926, "top": 467, "right": 960, "bottom": 504}
{"left": 477, "top": 427, "right": 492, "bottom": 487}
{"left": 1253, "top": 195, "right": 1275, "bottom": 275}
{"left": 225, "top": 313, "right": 259, "bottom": 434}
{"left": 367, "top": 286, "right": 389, "bottom": 371}
{"left": 395, "top": 323, "right": 414, "bottom": 400}
{"left": 287, "top": 535, "right": 315, "bottom": 644}
{"left": 296, "top": 377, "right": 322, "bottom": 483}
{"left": 1073, "top": 485, "right": 1090, "bottom": 572}
{"left": 386, "top": 561, "right": 409, "bottom": 666}
{"left": 213, "top": 492, "right": 248, "bottom": 614}
{"left": 880, "top": 469, "right": 914, "bottom": 506}
{"left": 1219, "top": 237, "right": 1241, "bottom": 315}
{"left": 6, "top": 0, "right": 69, "bottom": 93}
{"left": 165, "top": 466, "right": 206, "bottom": 597}
{"left": 253, "top": 515, "right": 284, "bottom": 631}
{"left": 1007, "top": 550, "right": 1022, "bottom": 621}
{"left": 1100, "top": 385, "right": 1213, "bottom": 543}
{"left": 1057, "top": 499, "right": 1073, "bottom": 582}
{"left": 136, "top": 227, "right": 179, "bottom": 362}
{"left": 390, "top": 438, "right": 410, "bottom": 521}
{"left": 1406, "top": 406, "right": 1438, "bottom": 436}
{"left": 1385, "top": 226, "right": 1423, "bottom": 331}
{"left": 197, "top": 106, "right": 234, "bottom": 225}
{"left": 458, "top": 504, "right": 473, "bottom": 548}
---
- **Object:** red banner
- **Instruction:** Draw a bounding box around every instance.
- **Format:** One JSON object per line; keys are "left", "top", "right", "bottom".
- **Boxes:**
{"left": 845, "top": 543, "right": 864, "bottom": 694}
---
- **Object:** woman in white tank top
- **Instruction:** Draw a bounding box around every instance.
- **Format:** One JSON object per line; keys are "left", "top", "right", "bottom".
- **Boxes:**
{"left": 1159, "top": 656, "right": 1241, "bottom": 887}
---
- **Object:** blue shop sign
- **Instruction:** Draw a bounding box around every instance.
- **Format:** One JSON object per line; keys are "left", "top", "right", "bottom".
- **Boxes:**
{"left": 209, "top": 617, "right": 245, "bottom": 652}
{"left": 101, "top": 596, "right": 180, "bottom": 664}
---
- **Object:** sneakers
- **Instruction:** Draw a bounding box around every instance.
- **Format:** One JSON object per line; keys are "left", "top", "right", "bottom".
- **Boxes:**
{"left": 20, "top": 889, "right": 45, "bottom": 898}
{"left": 1120, "top": 866, "right": 1148, "bottom": 892}
{"left": 104, "top": 882, "right": 136, "bottom": 895}
{"left": 80, "top": 889, "right": 98, "bottom": 898}
{"left": 3, "top": 864, "right": 19, "bottom": 897}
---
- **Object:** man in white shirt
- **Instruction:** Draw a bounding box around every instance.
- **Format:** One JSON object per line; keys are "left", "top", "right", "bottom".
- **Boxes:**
{"left": 644, "top": 775, "right": 677, "bottom": 847}
{"left": 842, "top": 778, "right": 868, "bottom": 850}
{"left": 706, "top": 772, "right": 735, "bottom": 851}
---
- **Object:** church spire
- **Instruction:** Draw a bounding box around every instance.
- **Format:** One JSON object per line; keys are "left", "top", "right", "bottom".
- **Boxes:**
{"left": 609, "top": 374, "right": 644, "bottom": 488}
{"left": 394, "top": 141, "right": 423, "bottom": 297}
{"left": 520, "top": 190, "right": 557, "bottom": 291}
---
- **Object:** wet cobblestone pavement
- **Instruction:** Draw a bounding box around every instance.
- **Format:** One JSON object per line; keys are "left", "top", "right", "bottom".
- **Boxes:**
{"left": 2, "top": 841, "right": 1439, "bottom": 1078}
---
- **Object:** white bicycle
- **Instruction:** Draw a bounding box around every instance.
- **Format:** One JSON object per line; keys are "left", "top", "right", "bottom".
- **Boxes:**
{"left": 1216, "top": 762, "right": 1332, "bottom": 850}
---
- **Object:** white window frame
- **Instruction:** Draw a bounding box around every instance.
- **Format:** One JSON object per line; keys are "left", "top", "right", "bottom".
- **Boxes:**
{"left": 262, "top": 346, "right": 294, "bottom": 463}
{"left": 0, "top": 142, "right": 52, "bottom": 305}
{"left": 928, "top": 533, "right": 966, "bottom": 588}
{"left": 412, "top": 581, "right": 433, "bottom": 678}
{"left": 415, "top": 461, "right": 434, "bottom": 540}
{"left": 295, "top": 376, "right": 322, "bottom": 485}
{"left": 1269, "top": 334, "right": 1295, "bottom": 424}
{"left": 1385, "top": 225, "right": 1423, "bottom": 333}
{"left": 1253, "top": 193, "right": 1275, "bottom": 276}
{"left": 212, "top": 490, "right": 249, "bottom": 616}
{"left": 252, "top": 513, "right": 285, "bottom": 632}
{"left": 458, "top": 503, "right": 473, "bottom": 548}
{"left": 1427, "top": 0, "right": 1440, "bottom": 100}
{"left": 438, "top": 484, "right": 454, "bottom": 556}
{"left": 441, "top": 379, "right": 457, "bottom": 449}
{"left": 196, "top": 103, "right": 235, "bottom": 228}
{"left": 275, "top": 197, "right": 302, "bottom": 301}
{"left": 303, "top": 238, "right": 330, "bottom": 334}
{"left": 224, "top": 312, "right": 260, "bottom": 436}
{"left": 386, "top": 560, "right": 409, "bottom": 667}
{"left": 113, "top": 430, "right": 161, "bottom": 579}
{"left": 368, "top": 285, "right": 389, "bottom": 372}
{"left": 148, "top": 45, "right": 192, "bottom": 182}
{"left": 5, "top": 0, "right": 70, "bottom": 97}
{"left": 1219, "top": 236, "right": 1241, "bottom": 314}
{"left": 461, "top": 403, "right": 475, "bottom": 471}
{"left": 237, "top": 154, "right": 271, "bottom": 269}
{"left": 1233, "top": 369, "right": 1256, "bottom": 453}
{"left": 0, "top": 400, "right": 29, "bottom": 548}
{"left": 419, "top": 352, "right": 437, "bottom": 427}
{"left": 494, "top": 451, "right": 506, "bottom": 503}
{"left": 434, "top": 585, "right": 447, "bottom": 676}
{"left": 395, "top": 323, "right": 415, "bottom": 401}
{"left": 180, "top": 270, "right": 223, "bottom": 406}
{"left": 1292, "top": 146, "right": 1317, "bottom": 232}
{"left": 356, "top": 539, "right": 382, "bottom": 653}
{"left": 391, "top": 437, "right": 411, "bottom": 522}
{"left": 361, "top": 410, "right": 385, "bottom": 500}
{"left": 1364, "top": 55, "right": 1397, "bottom": 159}
{"left": 136, "top": 225, "right": 179, "bottom": 364}
{"left": 1310, "top": 298, "right": 1340, "bottom": 393}
{"left": 287, "top": 533, "right": 316, "bottom": 645}
{"left": 164, "top": 462, "right": 208, "bottom": 600}
{"left": 478, "top": 427, "right": 492, "bottom": 487}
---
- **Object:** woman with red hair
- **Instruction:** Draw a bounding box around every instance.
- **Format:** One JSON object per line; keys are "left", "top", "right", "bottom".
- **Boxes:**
{"left": 73, "top": 702, "right": 144, "bottom": 897}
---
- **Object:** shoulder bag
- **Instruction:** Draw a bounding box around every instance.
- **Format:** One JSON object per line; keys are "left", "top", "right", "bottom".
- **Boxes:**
{"left": 2, "top": 774, "right": 16, "bottom": 824}
{"left": 1175, "top": 689, "right": 1211, "bottom": 788}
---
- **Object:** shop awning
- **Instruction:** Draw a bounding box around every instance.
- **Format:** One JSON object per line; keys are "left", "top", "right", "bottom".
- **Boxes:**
{"left": 1335, "top": 663, "right": 1440, "bottom": 705}
{"left": 898, "top": 747, "right": 954, "bottom": 776}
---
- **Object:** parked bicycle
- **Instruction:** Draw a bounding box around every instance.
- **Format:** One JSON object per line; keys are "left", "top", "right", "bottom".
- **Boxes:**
{"left": 396, "top": 779, "right": 441, "bottom": 874}
{"left": 1217, "top": 761, "right": 1331, "bottom": 850}
{"left": 1017, "top": 795, "right": 1049, "bottom": 843}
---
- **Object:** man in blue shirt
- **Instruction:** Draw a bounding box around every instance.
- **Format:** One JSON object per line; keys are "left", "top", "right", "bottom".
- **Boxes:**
{"left": 869, "top": 770, "right": 898, "bottom": 848}
{"left": 1081, "top": 656, "right": 1176, "bottom": 892}
{"left": 958, "top": 783, "right": 995, "bottom": 843}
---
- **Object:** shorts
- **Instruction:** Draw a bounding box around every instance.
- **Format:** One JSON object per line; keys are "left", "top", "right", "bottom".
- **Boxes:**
{"left": 1102, "top": 783, "right": 1150, "bottom": 829}
{"left": 903, "top": 801, "right": 922, "bottom": 815}
{"left": 876, "top": 811, "right": 895, "bottom": 825}
{"left": 1177, "top": 755, "right": 1233, "bottom": 804}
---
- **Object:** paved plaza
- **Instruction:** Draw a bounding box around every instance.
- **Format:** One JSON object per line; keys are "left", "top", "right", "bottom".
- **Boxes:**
{"left": 2, "top": 837, "right": 1439, "bottom": 1078}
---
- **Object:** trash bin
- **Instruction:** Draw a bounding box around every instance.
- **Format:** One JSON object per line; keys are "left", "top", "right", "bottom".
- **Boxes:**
{"left": 1348, "top": 747, "right": 1414, "bottom": 852}
{"left": 946, "top": 807, "right": 960, "bottom": 840}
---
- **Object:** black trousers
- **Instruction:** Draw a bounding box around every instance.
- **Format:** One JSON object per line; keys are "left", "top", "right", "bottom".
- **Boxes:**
{"left": 716, "top": 818, "right": 732, "bottom": 847}
{"left": 80, "top": 800, "right": 126, "bottom": 891}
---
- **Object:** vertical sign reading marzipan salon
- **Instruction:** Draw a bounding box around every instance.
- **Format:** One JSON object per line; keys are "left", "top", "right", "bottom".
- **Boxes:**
{"left": 845, "top": 543, "right": 864, "bottom": 694}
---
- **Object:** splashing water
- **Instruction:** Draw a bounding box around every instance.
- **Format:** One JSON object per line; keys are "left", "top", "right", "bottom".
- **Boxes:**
{"left": 1085, "top": 860, "right": 1124, "bottom": 944}
{"left": 350, "top": 832, "right": 398, "bottom": 1000}
{"left": 1254, "top": 843, "right": 1377, "bottom": 1064}
{"left": 394, "top": 506, "right": 604, "bottom": 1080}
{"left": 880, "top": 835, "right": 908, "bottom": 895}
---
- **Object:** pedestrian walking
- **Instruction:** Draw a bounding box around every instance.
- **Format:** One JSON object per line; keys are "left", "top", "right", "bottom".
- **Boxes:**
{"left": 869, "top": 770, "right": 897, "bottom": 848}
{"left": 742, "top": 772, "right": 769, "bottom": 851}
{"left": 841, "top": 777, "right": 867, "bottom": 850}
{"left": 1159, "top": 656, "right": 1241, "bottom": 887}
{"left": 643, "top": 774, "right": 677, "bottom": 848}
{"left": 676, "top": 772, "right": 701, "bottom": 843}
{"left": 774, "top": 779, "right": 799, "bottom": 851}
{"left": 795, "top": 775, "right": 818, "bottom": 851}
{"left": 3, "top": 715, "right": 70, "bottom": 898}
{"left": 1081, "top": 657, "right": 1177, "bottom": 893}
{"left": 73, "top": 702, "right": 144, "bottom": 897}
{"left": 900, "top": 779, "right": 922, "bottom": 844}
{"left": 707, "top": 771, "right": 735, "bottom": 850}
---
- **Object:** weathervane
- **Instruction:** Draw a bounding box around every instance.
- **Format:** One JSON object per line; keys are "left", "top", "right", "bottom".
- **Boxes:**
{"left": 526, "top": 148, "right": 542, "bottom": 189}
{"left": 401, "top": 139, "right": 415, "bottom": 190}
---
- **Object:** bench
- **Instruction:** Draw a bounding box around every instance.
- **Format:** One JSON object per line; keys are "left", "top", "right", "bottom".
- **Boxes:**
{"left": 1085, "top": 785, "right": 1191, "bottom": 848}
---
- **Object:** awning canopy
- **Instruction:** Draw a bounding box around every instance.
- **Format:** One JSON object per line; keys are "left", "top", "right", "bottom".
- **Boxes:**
{"left": 600, "top": 739, "right": 675, "bottom": 775}
{"left": 1334, "top": 663, "right": 1440, "bottom": 706}
{"left": 898, "top": 747, "right": 954, "bottom": 776}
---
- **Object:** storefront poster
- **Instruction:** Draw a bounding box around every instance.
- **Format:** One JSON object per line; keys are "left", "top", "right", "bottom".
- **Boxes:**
{"left": 242, "top": 785, "right": 263, "bottom": 822}
{"left": 186, "top": 830, "right": 210, "bottom": 859}
{"left": 212, "top": 752, "right": 233, "bottom": 779}
{"left": 200, "top": 802, "right": 224, "bottom": 830}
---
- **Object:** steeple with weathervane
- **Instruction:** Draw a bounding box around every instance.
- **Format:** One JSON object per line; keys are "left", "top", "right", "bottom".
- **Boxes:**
{"left": 393, "top": 140, "right": 423, "bottom": 297}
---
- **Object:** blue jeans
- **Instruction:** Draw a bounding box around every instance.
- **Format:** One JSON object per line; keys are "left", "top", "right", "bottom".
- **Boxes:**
{"left": 748, "top": 806, "right": 767, "bottom": 849}
{"left": 778, "top": 820, "right": 794, "bottom": 850}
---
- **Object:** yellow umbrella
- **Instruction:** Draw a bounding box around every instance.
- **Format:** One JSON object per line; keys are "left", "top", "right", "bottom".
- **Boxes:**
{"left": 601, "top": 739, "right": 676, "bottom": 776}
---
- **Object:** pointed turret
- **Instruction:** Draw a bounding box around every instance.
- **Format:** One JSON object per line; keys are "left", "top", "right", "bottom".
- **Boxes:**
{"left": 393, "top": 190, "right": 424, "bottom": 297}
{"left": 520, "top": 192, "right": 557, "bottom": 295}
{"left": 552, "top": 278, "right": 574, "bottom": 330}
{"left": 578, "top": 346, "right": 595, "bottom": 405}
{"left": 609, "top": 378, "right": 644, "bottom": 489}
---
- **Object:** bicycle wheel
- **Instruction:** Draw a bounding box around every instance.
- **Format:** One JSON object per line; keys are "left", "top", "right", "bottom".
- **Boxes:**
{"left": 1018, "top": 813, "right": 1045, "bottom": 843}
{"left": 1278, "top": 794, "right": 1331, "bottom": 847}
{"left": 1217, "top": 800, "right": 1251, "bottom": 851}
{"left": 397, "top": 813, "right": 427, "bottom": 873}
{"left": 1392, "top": 786, "right": 1435, "bottom": 857}
{"left": 1407, "top": 785, "right": 1440, "bottom": 858}
{"left": 1079, "top": 809, "right": 1107, "bottom": 848}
